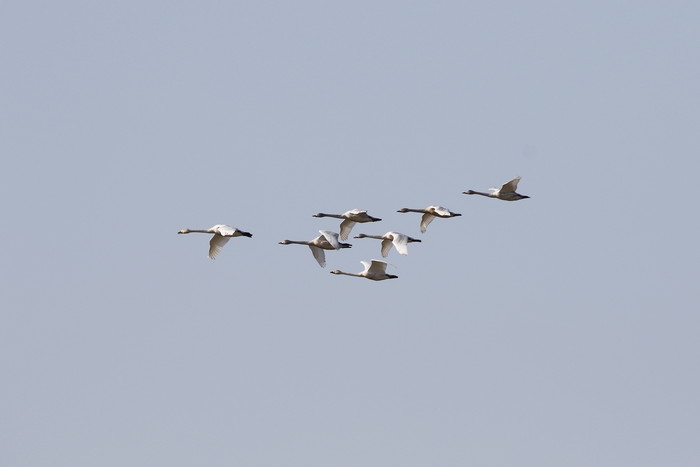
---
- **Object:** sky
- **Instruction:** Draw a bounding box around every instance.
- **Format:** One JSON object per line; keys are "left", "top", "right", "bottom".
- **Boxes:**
{"left": 1, "top": 1, "right": 699, "bottom": 466}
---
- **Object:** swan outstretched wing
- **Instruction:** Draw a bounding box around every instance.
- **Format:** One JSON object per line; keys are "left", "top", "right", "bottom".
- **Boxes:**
{"left": 319, "top": 230, "right": 341, "bottom": 250}
{"left": 208, "top": 235, "right": 231, "bottom": 259}
{"left": 344, "top": 209, "right": 367, "bottom": 218}
{"left": 339, "top": 219, "right": 357, "bottom": 241}
{"left": 366, "top": 260, "right": 389, "bottom": 276}
{"left": 359, "top": 260, "right": 372, "bottom": 274}
{"left": 380, "top": 237, "right": 393, "bottom": 257}
{"left": 309, "top": 245, "right": 327, "bottom": 267}
{"left": 420, "top": 213, "right": 435, "bottom": 233}
{"left": 431, "top": 206, "right": 452, "bottom": 217}
{"left": 390, "top": 233, "right": 409, "bottom": 255}
{"left": 210, "top": 224, "right": 235, "bottom": 236}
{"left": 501, "top": 176, "right": 521, "bottom": 193}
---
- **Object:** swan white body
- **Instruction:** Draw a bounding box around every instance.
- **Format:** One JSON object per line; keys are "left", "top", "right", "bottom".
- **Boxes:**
{"left": 278, "top": 230, "right": 351, "bottom": 267}
{"left": 312, "top": 209, "right": 382, "bottom": 240}
{"left": 354, "top": 232, "right": 421, "bottom": 257}
{"left": 330, "top": 259, "right": 398, "bottom": 281}
{"left": 463, "top": 176, "right": 530, "bottom": 201}
{"left": 178, "top": 224, "right": 253, "bottom": 259}
{"left": 396, "top": 206, "right": 462, "bottom": 233}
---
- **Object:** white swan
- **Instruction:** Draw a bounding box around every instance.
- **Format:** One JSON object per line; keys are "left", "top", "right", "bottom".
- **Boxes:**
{"left": 312, "top": 209, "right": 382, "bottom": 240}
{"left": 330, "top": 259, "right": 398, "bottom": 281}
{"left": 396, "top": 206, "right": 462, "bottom": 233}
{"left": 463, "top": 176, "right": 530, "bottom": 201}
{"left": 178, "top": 224, "right": 252, "bottom": 259}
{"left": 353, "top": 232, "right": 421, "bottom": 257}
{"left": 278, "top": 230, "right": 352, "bottom": 267}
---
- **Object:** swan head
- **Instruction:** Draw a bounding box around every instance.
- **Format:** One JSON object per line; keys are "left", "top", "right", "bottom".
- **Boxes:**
{"left": 463, "top": 190, "right": 475, "bottom": 195}
{"left": 396, "top": 208, "right": 409, "bottom": 213}
{"left": 354, "top": 234, "right": 367, "bottom": 238}
{"left": 312, "top": 213, "right": 325, "bottom": 217}
{"left": 330, "top": 270, "right": 341, "bottom": 275}
{"left": 278, "top": 240, "right": 292, "bottom": 245}
{"left": 178, "top": 229, "right": 190, "bottom": 234}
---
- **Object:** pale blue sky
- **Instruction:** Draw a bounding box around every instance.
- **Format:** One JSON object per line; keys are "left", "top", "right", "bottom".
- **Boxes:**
{"left": 2, "top": 1, "right": 699, "bottom": 466}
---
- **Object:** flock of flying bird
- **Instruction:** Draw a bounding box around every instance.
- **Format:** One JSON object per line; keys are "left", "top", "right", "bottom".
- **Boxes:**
{"left": 178, "top": 176, "right": 531, "bottom": 281}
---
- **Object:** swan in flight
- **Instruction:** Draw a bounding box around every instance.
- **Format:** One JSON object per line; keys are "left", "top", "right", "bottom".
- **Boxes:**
{"left": 463, "top": 176, "right": 530, "bottom": 201}
{"left": 330, "top": 259, "right": 398, "bottom": 281}
{"left": 353, "top": 232, "right": 421, "bottom": 257}
{"left": 312, "top": 209, "right": 382, "bottom": 240}
{"left": 278, "top": 230, "right": 352, "bottom": 267}
{"left": 396, "top": 206, "right": 462, "bottom": 233}
{"left": 178, "top": 224, "right": 252, "bottom": 259}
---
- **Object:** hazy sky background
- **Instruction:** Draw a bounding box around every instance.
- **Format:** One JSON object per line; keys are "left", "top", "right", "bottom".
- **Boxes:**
{"left": 2, "top": 1, "right": 699, "bottom": 466}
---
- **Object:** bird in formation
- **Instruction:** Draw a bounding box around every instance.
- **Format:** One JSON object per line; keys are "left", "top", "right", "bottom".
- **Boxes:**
{"left": 463, "top": 176, "right": 530, "bottom": 201}
{"left": 396, "top": 206, "right": 462, "bottom": 233}
{"left": 278, "top": 230, "right": 352, "bottom": 267}
{"left": 330, "top": 260, "right": 398, "bottom": 281}
{"left": 178, "top": 224, "right": 252, "bottom": 259}
{"left": 353, "top": 232, "right": 421, "bottom": 257}
{"left": 312, "top": 209, "right": 382, "bottom": 240}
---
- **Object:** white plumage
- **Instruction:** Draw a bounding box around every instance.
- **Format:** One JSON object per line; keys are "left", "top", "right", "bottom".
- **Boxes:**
{"left": 278, "top": 230, "right": 352, "bottom": 267}
{"left": 330, "top": 259, "right": 398, "bottom": 281}
{"left": 178, "top": 224, "right": 253, "bottom": 259}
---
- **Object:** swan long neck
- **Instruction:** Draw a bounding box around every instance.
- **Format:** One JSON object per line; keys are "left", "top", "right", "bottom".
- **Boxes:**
{"left": 399, "top": 208, "right": 426, "bottom": 213}
{"left": 281, "top": 240, "right": 310, "bottom": 245}
{"left": 179, "top": 228, "right": 212, "bottom": 234}
{"left": 332, "top": 270, "right": 361, "bottom": 277}
{"left": 313, "top": 213, "right": 344, "bottom": 219}
{"left": 465, "top": 190, "right": 493, "bottom": 197}
{"left": 356, "top": 234, "right": 384, "bottom": 240}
